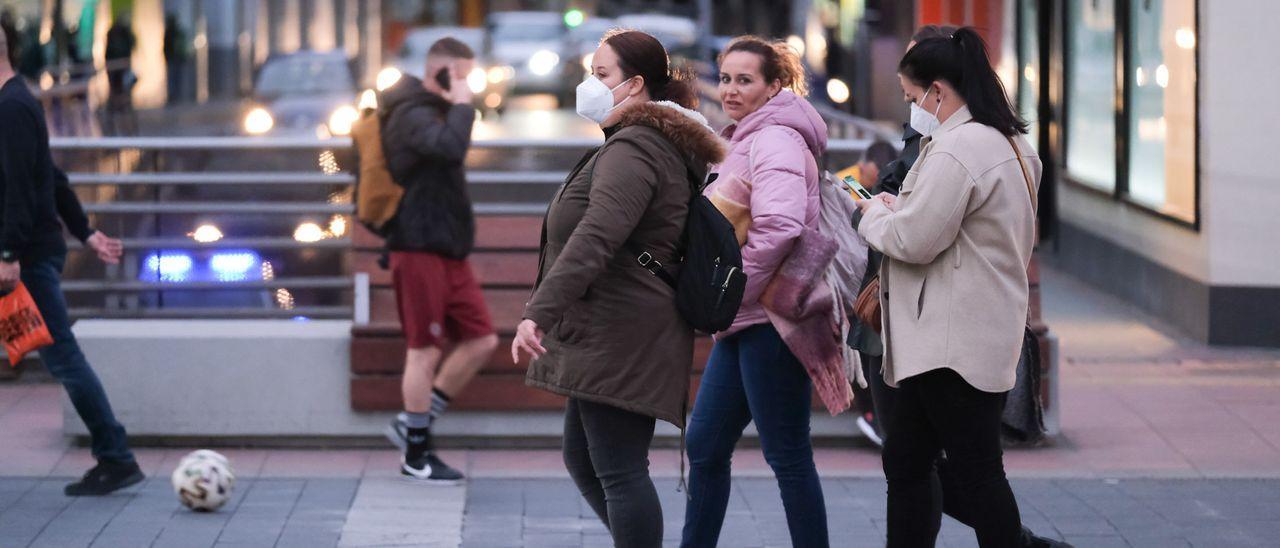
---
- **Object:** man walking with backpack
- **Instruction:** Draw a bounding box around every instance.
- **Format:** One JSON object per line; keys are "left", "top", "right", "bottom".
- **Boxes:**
{"left": 1, "top": 24, "right": 139, "bottom": 496}
{"left": 375, "top": 37, "right": 498, "bottom": 483}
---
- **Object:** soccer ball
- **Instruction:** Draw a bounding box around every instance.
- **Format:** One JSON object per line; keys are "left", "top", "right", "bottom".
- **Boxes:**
{"left": 171, "top": 450, "right": 235, "bottom": 512}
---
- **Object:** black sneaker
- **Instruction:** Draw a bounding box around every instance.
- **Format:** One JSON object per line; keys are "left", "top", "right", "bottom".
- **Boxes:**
{"left": 401, "top": 453, "right": 465, "bottom": 485}
{"left": 857, "top": 411, "right": 885, "bottom": 448}
{"left": 383, "top": 414, "right": 408, "bottom": 452}
{"left": 65, "top": 460, "right": 145, "bottom": 496}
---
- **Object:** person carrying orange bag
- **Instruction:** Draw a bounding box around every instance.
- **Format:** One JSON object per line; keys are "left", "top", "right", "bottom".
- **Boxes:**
{"left": 0, "top": 281, "right": 53, "bottom": 365}
{"left": 1, "top": 27, "right": 143, "bottom": 497}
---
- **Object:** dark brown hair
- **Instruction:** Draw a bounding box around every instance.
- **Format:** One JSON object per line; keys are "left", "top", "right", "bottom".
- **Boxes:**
{"left": 601, "top": 29, "right": 698, "bottom": 109}
{"left": 718, "top": 35, "right": 808, "bottom": 96}
{"left": 428, "top": 36, "right": 475, "bottom": 60}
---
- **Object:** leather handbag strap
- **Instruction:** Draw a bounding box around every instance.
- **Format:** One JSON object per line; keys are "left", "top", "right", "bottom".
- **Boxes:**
{"left": 1006, "top": 135, "right": 1037, "bottom": 217}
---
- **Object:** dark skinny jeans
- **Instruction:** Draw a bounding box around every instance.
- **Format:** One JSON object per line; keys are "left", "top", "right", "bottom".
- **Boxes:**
{"left": 21, "top": 252, "right": 133, "bottom": 463}
{"left": 563, "top": 397, "right": 662, "bottom": 548}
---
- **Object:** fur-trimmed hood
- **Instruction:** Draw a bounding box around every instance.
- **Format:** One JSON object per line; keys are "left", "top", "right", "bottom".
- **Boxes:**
{"left": 612, "top": 101, "right": 727, "bottom": 166}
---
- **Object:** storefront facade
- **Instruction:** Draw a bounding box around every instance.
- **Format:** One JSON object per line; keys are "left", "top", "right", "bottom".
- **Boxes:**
{"left": 1010, "top": 0, "right": 1278, "bottom": 347}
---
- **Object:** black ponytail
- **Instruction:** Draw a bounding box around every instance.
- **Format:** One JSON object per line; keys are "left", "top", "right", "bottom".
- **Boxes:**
{"left": 899, "top": 27, "right": 1027, "bottom": 136}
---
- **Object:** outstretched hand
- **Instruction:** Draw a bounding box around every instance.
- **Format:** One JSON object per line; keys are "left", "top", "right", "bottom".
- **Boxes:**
{"left": 87, "top": 231, "right": 124, "bottom": 265}
{"left": 511, "top": 319, "right": 546, "bottom": 364}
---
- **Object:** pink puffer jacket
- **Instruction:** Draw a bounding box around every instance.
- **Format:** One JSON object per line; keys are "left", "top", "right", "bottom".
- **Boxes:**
{"left": 704, "top": 90, "right": 829, "bottom": 337}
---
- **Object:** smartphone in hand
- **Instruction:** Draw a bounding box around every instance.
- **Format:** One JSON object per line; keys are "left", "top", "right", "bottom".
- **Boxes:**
{"left": 435, "top": 67, "right": 452, "bottom": 91}
{"left": 843, "top": 175, "right": 874, "bottom": 200}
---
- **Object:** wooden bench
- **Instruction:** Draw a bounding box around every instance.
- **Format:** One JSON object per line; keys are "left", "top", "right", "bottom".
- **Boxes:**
{"left": 350, "top": 216, "right": 713, "bottom": 412}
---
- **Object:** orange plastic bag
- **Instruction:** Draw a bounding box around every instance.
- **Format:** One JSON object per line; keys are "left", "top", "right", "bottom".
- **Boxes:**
{"left": 0, "top": 282, "right": 54, "bottom": 366}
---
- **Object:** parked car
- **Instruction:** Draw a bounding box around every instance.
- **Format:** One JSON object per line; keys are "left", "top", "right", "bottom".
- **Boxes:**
{"left": 616, "top": 14, "right": 699, "bottom": 59}
{"left": 485, "top": 11, "right": 570, "bottom": 104}
{"left": 560, "top": 16, "right": 617, "bottom": 103}
{"left": 395, "top": 26, "right": 486, "bottom": 78}
{"left": 242, "top": 50, "right": 360, "bottom": 138}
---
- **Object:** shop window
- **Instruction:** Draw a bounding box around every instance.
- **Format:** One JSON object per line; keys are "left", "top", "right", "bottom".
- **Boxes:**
{"left": 1016, "top": 0, "right": 1040, "bottom": 150}
{"left": 1066, "top": 0, "right": 1116, "bottom": 190}
{"left": 1126, "top": 0, "right": 1196, "bottom": 222}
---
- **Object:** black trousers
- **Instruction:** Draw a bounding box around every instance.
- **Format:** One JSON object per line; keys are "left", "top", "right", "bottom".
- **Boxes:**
{"left": 563, "top": 398, "right": 662, "bottom": 548}
{"left": 882, "top": 368, "right": 1023, "bottom": 548}
{"left": 865, "top": 355, "right": 994, "bottom": 531}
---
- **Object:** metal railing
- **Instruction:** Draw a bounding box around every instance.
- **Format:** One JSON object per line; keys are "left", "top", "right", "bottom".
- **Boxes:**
{"left": 52, "top": 118, "right": 877, "bottom": 320}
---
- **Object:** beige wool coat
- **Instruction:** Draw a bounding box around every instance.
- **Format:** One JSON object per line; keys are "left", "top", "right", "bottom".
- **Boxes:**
{"left": 856, "top": 106, "right": 1041, "bottom": 393}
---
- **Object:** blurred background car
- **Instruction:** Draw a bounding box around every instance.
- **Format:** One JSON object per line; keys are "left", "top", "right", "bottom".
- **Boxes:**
{"left": 393, "top": 26, "right": 486, "bottom": 79}
{"left": 485, "top": 11, "right": 570, "bottom": 106}
{"left": 241, "top": 50, "right": 360, "bottom": 138}
{"left": 615, "top": 14, "right": 698, "bottom": 58}
{"left": 559, "top": 16, "right": 617, "bottom": 105}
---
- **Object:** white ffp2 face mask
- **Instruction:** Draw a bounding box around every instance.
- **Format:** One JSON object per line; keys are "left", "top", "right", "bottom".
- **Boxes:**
{"left": 909, "top": 87, "right": 943, "bottom": 137}
{"left": 576, "top": 76, "right": 633, "bottom": 124}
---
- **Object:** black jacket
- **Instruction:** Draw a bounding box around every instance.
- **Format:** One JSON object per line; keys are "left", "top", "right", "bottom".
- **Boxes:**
{"left": 377, "top": 76, "right": 477, "bottom": 258}
{"left": 849, "top": 123, "right": 925, "bottom": 355}
{"left": 0, "top": 77, "right": 95, "bottom": 262}
{"left": 871, "top": 123, "right": 923, "bottom": 196}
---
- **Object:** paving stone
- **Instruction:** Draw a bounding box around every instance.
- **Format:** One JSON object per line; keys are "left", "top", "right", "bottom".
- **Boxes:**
{"left": 6, "top": 475, "right": 1280, "bottom": 546}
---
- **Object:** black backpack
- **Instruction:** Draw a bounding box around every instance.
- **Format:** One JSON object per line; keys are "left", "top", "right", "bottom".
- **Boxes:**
{"left": 635, "top": 173, "right": 746, "bottom": 334}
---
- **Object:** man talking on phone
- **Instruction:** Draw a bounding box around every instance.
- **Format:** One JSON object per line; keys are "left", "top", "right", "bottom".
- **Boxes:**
{"left": 376, "top": 37, "right": 498, "bottom": 483}
{"left": 1, "top": 23, "right": 140, "bottom": 496}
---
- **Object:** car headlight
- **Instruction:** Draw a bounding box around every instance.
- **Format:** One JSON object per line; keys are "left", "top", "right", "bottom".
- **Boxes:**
{"left": 487, "top": 66, "right": 507, "bottom": 84}
{"left": 294, "top": 222, "right": 326, "bottom": 243}
{"left": 528, "top": 50, "right": 560, "bottom": 76}
{"left": 327, "top": 105, "right": 359, "bottom": 136}
{"left": 826, "top": 78, "right": 851, "bottom": 104}
{"left": 358, "top": 89, "right": 378, "bottom": 111}
{"left": 376, "top": 67, "right": 402, "bottom": 91}
{"left": 244, "top": 107, "right": 274, "bottom": 135}
{"left": 467, "top": 67, "right": 487, "bottom": 94}
{"left": 191, "top": 224, "right": 223, "bottom": 243}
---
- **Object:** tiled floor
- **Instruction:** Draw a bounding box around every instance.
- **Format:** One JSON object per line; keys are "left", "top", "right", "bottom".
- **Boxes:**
{"left": 2, "top": 267, "right": 1280, "bottom": 546}
{"left": 459, "top": 477, "right": 1280, "bottom": 547}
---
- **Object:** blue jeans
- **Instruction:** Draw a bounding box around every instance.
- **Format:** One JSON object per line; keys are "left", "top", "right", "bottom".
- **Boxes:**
{"left": 21, "top": 253, "right": 134, "bottom": 463}
{"left": 681, "top": 324, "right": 829, "bottom": 548}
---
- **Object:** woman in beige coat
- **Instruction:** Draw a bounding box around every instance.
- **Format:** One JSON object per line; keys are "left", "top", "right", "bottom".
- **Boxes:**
{"left": 853, "top": 27, "right": 1043, "bottom": 548}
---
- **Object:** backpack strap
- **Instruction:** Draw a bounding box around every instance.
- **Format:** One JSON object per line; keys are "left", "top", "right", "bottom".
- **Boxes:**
{"left": 633, "top": 160, "right": 701, "bottom": 291}
{"left": 1006, "top": 135, "right": 1037, "bottom": 217}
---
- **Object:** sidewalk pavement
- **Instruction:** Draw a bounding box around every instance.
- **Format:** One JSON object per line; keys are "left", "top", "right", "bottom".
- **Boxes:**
{"left": 1, "top": 265, "right": 1278, "bottom": 546}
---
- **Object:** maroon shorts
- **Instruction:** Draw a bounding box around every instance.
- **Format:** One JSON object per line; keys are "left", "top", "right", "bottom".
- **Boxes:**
{"left": 390, "top": 252, "right": 494, "bottom": 349}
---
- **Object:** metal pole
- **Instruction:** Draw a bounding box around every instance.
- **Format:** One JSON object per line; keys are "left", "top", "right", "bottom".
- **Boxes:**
{"left": 697, "top": 0, "right": 713, "bottom": 63}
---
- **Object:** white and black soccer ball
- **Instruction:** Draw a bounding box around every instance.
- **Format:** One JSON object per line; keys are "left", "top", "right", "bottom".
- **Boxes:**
{"left": 171, "top": 450, "right": 235, "bottom": 512}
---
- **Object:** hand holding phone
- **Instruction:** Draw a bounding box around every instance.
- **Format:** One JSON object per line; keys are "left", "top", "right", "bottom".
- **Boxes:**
{"left": 843, "top": 175, "right": 874, "bottom": 200}
{"left": 443, "top": 62, "right": 474, "bottom": 105}
{"left": 434, "top": 67, "right": 452, "bottom": 91}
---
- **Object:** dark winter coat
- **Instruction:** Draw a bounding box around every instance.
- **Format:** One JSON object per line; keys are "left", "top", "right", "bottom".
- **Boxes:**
{"left": 524, "top": 101, "right": 727, "bottom": 426}
{"left": 378, "top": 76, "right": 477, "bottom": 258}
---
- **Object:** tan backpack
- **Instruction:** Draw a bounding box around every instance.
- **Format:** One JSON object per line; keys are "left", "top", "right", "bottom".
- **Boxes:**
{"left": 352, "top": 110, "right": 402, "bottom": 236}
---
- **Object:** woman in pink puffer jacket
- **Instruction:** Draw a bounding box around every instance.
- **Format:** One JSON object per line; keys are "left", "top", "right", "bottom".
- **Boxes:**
{"left": 680, "top": 36, "right": 832, "bottom": 548}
